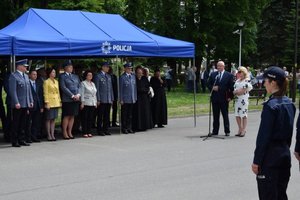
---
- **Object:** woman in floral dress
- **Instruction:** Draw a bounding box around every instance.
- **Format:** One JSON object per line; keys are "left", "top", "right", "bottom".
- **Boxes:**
{"left": 233, "top": 66, "right": 253, "bottom": 137}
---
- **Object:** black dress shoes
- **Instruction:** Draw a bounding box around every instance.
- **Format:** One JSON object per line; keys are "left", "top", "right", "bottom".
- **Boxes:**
{"left": 32, "top": 138, "right": 41, "bottom": 143}
{"left": 225, "top": 133, "right": 230, "bottom": 136}
{"left": 98, "top": 132, "right": 106, "bottom": 136}
{"left": 19, "top": 141, "right": 30, "bottom": 146}
{"left": 128, "top": 130, "right": 135, "bottom": 134}
{"left": 12, "top": 143, "right": 21, "bottom": 147}
{"left": 104, "top": 131, "right": 111, "bottom": 135}
{"left": 122, "top": 130, "right": 128, "bottom": 134}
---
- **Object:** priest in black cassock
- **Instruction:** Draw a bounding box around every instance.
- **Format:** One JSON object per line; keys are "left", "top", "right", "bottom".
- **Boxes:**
{"left": 132, "top": 67, "right": 153, "bottom": 132}
{"left": 150, "top": 69, "right": 168, "bottom": 128}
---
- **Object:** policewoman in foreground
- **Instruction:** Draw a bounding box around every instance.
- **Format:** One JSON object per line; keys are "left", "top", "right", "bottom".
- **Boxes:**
{"left": 252, "top": 66, "right": 296, "bottom": 200}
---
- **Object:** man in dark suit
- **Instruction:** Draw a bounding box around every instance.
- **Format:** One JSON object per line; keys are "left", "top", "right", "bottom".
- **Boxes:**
{"left": 9, "top": 59, "right": 34, "bottom": 147}
{"left": 207, "top": 61, "right": 234, "bottom": 136}
{"left": 27, "top": 69, "right": 44, "bottom": 142}
{"left": 94, "top": 62, "right": 114, "bottom": 136}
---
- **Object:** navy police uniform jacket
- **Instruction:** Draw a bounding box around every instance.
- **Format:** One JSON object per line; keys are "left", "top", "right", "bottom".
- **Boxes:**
{"left": 9, "top": 71, "right": 33, "bottom": 108}
{"left": 253, "top": 95, "right": 296, "bottom": 168}
{"left": 94, "top": 71, "right": 114, "bottom": 103}
{"left": 59, "top": 72, "right": 81, "bottom": 102}
{"left": 295, "top": 112, "right": 300, "bottom": 154}
{"left": 119, "top": 73, "right": 137, "bottom": 104}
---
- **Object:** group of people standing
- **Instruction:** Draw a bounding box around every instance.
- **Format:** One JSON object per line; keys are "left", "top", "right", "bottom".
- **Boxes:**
{"left": 208, "top": 60, "right": 300, "bottom": 199}
{"left": 207, "top": 61, "right": 253, "bottom": 138}
{"left": 5, "top": 59, "right": 168, "bottom": 147}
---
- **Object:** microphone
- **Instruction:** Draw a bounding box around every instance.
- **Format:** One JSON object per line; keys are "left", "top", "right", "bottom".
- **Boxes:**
{"left": 213, "top": 72, "right": 220, "bottom": 86}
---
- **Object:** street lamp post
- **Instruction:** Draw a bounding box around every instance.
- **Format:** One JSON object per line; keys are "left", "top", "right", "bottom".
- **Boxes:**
{"left": 238, "top": 21, "right": 244, "bottom": 67}
{"left": 233, "top": 21, "right": 245, "bottom": 67}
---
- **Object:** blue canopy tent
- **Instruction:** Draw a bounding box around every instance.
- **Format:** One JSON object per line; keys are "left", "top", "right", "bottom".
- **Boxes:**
{"left": 0, "top": 8, "right": 194, "bottom": 58}
{"left": 0, "top": 8, "right": 197, "bottom": 127}
{"left": 0, "top": 33, "right": 12, "bottom": 56}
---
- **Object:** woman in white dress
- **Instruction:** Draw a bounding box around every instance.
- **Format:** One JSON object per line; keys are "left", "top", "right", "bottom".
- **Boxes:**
{"left": 233, "top": 66, "right": 253, "bottom": 137}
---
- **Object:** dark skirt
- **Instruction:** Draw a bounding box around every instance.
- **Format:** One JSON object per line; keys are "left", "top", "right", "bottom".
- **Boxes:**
{"left": 45, "top": 108, "right": 58, "bottom": 120}
{"left": 62, "top": 102, "right": 80, "bottom": 117}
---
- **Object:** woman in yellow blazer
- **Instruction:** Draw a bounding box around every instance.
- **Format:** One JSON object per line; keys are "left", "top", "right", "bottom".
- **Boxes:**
{"left": 43, "top": 67, "right": 61, "bottom": 141}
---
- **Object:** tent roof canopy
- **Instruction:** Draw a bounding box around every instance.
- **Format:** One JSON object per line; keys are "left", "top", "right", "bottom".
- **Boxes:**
{"left": 0, "top": 8, "right": 195, "bottom": 58}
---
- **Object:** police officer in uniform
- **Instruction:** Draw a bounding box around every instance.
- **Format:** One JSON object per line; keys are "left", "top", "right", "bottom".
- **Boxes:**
{"left": 119, "top": 63, "right": 137, "bottom": 134}
{"left": 252, "top": 66, "right": 296, "bottom": 200}
{"left": 94, "top": 62, "right": 114, "bottom": 136}
{"left": 9, "top": 59, "right": 34, "bottom": 147}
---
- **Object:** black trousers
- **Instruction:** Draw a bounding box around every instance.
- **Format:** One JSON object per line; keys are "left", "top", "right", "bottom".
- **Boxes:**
{"left": 111, "top": 100, "right": 118, "bottom": 124}
{"left": 81, "top": 106, "right": 95, "bottom": 134}
{"left": 201, "top": 79, "right": 206, "bottom": 93}
{"left": 121, "top": 103, "right": 133, "bottom": 131}
{"left": 212, "top": 101, "right": 230, "bottom": 134}
{"left": 257, "top": 167, "right": 290, "bottom": 200}
{"left": 166, "top": 79, "right": 172, "bottom": 92}
{"left": 11, "top": 108, "right": 28, "bottom": 144}
{"left": 27, "top": 109, "right": 42, "bottom": 140}
{"left": 97, "top": 103, "right": 111, "bottom": 132}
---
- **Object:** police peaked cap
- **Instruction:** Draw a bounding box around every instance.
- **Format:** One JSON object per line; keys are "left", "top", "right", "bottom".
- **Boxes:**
{"left": 263, "top": 66, "right": 286, "bottom": 81}
{"left": 102, "top": 62, "right": 110, "bottom": 67}
{"left": 123, "top": 63, "right": 132, "bottom": 68}
{"left": 63, "top": 60, "right": 72, "bottom": 68}
{"left": 16, "top": 59, "right": 29, "bottom": 66}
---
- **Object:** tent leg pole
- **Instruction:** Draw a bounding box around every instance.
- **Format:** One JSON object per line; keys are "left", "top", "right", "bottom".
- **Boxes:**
{"left": 193, "top": 58, "right": 196, "bottom": 127}
{"left": 10, "top": 55, "right": 13, "bottom": 72}
{"left": 117, "top": 56, "right": 121, "bottom": 135}
{"left": 13, "top": 55, "right": 16, "bottom": 72}
{"left": 44, "top": 59, "right": 47, "bottom": 68}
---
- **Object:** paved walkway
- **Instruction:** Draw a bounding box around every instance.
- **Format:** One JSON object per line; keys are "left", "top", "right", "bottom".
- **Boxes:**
{"left": 0, "top": 112, "right": 299, "bottom": 200}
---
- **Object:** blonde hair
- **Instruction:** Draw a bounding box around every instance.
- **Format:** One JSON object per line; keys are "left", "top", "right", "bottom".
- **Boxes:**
{"left": 238, "top": 66, "right": 250, "bottom": 80}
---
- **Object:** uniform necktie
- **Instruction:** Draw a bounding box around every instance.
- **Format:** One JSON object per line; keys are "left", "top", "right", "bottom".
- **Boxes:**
{"left": 219, "top": 72, "right": 222, "bottom": 81}
{"left": 22, "top": 73, "right": 25, "bottom": 79}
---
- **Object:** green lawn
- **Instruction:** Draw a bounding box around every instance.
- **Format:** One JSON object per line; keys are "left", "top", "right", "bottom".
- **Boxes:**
{"left": 167, "top": 86, "right": 265, "bottom": 118}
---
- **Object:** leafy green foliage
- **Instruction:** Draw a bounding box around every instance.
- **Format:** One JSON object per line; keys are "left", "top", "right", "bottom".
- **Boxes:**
{"left": 0, "top": 0, "right": 290, "bottom": 71}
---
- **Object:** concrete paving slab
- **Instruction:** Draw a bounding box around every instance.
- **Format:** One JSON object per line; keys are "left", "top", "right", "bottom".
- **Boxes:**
{"left": 0, "top": 112, "right": 299, "bottom": 200}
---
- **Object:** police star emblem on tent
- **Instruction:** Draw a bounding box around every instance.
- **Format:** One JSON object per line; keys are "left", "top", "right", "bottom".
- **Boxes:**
{"left": 101, "top": 41, "right": 112, "bottom": 54}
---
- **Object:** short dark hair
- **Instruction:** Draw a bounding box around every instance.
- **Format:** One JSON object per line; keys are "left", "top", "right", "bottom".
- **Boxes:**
{"left": 135, "top": 65, "right": 143, "bottom": 74}
{"left": 83, "top": 70, "right": 93, "bottom": 80}
{"left": 46, "top": 67, "right": 55, "bottom": 78}
{"left": 29, "top": 69, "right": 37, "bottom": 74}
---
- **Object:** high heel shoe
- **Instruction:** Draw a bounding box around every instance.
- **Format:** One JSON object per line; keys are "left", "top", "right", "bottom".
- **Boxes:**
{"left": 235, "top": 133, "right": 241, "bottom": 137}
{"left": 63, "top": 136, "right": 70, "bottom": 140}
{"left": 239, "top": 131, "right": 246, "bottom": 137}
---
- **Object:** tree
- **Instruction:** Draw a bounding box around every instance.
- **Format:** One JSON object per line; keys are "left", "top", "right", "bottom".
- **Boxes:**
{"left": 257, "top": 0, "right": 294, "bottom": 67}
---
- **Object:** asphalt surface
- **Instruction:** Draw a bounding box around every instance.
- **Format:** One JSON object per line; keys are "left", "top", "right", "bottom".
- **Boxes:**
{"left": 0, "top": 112, "right": 299, "bottom": 200}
